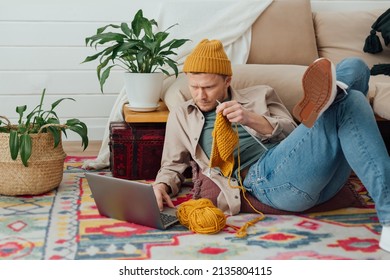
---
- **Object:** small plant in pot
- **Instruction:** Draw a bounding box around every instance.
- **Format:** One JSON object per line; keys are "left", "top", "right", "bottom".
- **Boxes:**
{"left": 0, "top": 88, "right": 88, "bottom": 196}
{"left": 83, "top": 9, "right": 189, "bottom": 111}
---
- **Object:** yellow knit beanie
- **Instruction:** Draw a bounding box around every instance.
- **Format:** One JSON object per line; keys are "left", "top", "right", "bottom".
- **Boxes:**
{"left": 183, "top": 39, "right": 232, "bottom": 76}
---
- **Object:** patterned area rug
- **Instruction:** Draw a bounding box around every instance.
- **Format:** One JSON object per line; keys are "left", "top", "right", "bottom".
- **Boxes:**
{"left": 0, "top": 156, "right": 389, "bottom": 260}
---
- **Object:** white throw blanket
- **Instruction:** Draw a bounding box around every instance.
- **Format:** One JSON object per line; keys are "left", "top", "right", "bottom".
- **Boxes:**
{"left": 83, "top": 0, "right": 273, "bottom": 169}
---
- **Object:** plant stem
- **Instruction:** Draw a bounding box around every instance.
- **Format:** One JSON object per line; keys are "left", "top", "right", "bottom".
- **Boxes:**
{"left": 34, "top": 88, "right": 46, "bottom": 126}
{"left": 38, "top": 88, "right": 46, "bottom": 114}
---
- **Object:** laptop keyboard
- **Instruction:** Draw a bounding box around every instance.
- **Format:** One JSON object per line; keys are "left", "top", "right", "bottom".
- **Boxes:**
{"left": 160, "top": 212, "right": 177, "bottom": 225}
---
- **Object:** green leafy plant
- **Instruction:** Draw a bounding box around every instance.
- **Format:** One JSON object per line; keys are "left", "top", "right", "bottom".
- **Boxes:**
{"left": 0, "top": 89, "right": 88, "bottom": 167}
{"left": 82, "top": 9, "right": 189, "bottom": 92}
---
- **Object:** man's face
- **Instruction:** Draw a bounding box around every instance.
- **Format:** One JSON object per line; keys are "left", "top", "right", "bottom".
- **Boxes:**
{"left": 186, "top": 73, "right": 231, "bottom": 112}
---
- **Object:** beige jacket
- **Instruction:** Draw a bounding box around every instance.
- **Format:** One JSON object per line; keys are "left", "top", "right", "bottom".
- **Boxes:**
{"left": 154, "top": 85, "right": 297, "bottom": 215}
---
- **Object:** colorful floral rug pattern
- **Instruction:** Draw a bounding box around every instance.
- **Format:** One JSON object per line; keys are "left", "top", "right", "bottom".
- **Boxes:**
{"left": 0, "top": 156, "right": 389, "bottom": 260}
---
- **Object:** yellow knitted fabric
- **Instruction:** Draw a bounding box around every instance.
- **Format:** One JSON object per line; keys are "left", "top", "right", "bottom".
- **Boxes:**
{"left": 209, "top": 111, "right": 238, "bottom": 177}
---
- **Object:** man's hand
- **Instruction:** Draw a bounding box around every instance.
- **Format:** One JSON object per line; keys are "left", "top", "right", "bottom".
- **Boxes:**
{"left": 216, "top": 100, "right": 274, "bottom": 135}
{"left": 216, "top": 100, "right": 248, "bottom": 124}
{"left": 153, "top": 183, "right": 175, "bottom": 211}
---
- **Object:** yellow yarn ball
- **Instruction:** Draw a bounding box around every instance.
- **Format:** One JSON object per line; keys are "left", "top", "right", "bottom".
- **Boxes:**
{"left": 177, "top": 198, "right": 227, "bottom": 234}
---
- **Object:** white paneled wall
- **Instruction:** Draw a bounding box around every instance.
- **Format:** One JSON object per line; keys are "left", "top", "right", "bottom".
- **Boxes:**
{"left": 1, "top": 0, "right": 389, "bottom": 141}
{"left": 0, "top": 0, "right": 161, "bottom": 141}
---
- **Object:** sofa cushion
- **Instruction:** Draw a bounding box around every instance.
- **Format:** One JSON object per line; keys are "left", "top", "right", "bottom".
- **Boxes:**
{"left": 314, "top": 9, "right": 390, "bottom": 104}
{"left": 369, "top": 75, "right": 390, "bottom": 99}
{"left": 247, "top": 0, "right": 318, "bottom": 66}
{"left": 162, "top": 64, "right": 307, "bottom": 115}
{"left": 314, "top": 9, "right": 390, "bottom": 69}
{"left": 373, "top": 83, "right": 390, "bottom": 120}
{"left": 230, "top": 64, "right": 306, "bottom": 114}
{"left": 161, "top": 73, "right": 188, "bottom": 111}
{"left": 191, "top": 163, "right": 366, "bottom": 214}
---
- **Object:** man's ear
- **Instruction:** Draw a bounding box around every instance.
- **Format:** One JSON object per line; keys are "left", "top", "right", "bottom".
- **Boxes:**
{"left": 225, "top": 76, "right": 232, "bottom": 87}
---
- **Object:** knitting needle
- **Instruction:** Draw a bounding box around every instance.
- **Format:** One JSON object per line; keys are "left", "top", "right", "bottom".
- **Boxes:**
{"left": 216, "top": 100, "right": 268, "bottom": 151}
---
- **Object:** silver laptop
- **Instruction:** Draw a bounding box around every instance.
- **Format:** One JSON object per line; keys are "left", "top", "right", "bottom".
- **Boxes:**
{"left": 85, "top": 173, "right": 178, "bottom": 230}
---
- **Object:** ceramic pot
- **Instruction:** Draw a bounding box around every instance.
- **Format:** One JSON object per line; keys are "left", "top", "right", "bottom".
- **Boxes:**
{"left": 124, "top": 72, "right": 164, "bottom": 112}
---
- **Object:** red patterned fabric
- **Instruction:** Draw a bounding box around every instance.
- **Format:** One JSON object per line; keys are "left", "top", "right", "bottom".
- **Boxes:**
{"left": 109, "top": 121, "right": 165, "bottom": 180}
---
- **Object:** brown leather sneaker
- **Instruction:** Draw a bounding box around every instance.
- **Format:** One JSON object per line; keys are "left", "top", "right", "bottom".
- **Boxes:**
{"left": 293, "top": 58, "right": 337, "bottom": 128}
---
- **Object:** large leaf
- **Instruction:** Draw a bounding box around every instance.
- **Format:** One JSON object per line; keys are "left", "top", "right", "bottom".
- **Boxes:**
{"left": 140, "top": 17, "right": 154, "bottom": 39}
{"left": 154, "top": 31, "right": 169, "bottom": 47}
{"left": 102, "top": 44, "right": 119, "bottom": 57}
{"left": 46, "top": 117, "right": 60, "bottom": 125}
{"left": 96, "top": 24, "right": 120, "bottom": 34}
{"left": 97, "top": 56, "right": 111, "bottom": 80}
{"left": 66, "top": 118, "right": 85, "bottom": 126}
{"left": 168, "top": 38, "right": 190, "bottom": 50}
{"left": 9, "top": 130, "right": 19, "bottom": 160}
{"left": 16, "top": 105, "right": 27, "bottom": 124}
{"left": 25, "top": 106, "right": 43, "bottom": 129}
{"left": 90, "top": 32, "right": 127, "bottom": 46}
{"left": 131, "top": 9, "right": 144, "bottom": 38}
{"left": 26, "top": 105, "right": 41, "bottom": 120}
{"left": 31, "top": 116, "right": 46, "bottom": 132}
{"left": 41, "top": 111, "right": 59, "bottom": 123}
{"left": 160, "top": 38, "right": 189, "bottom": 52}
{"left": 96, "top": 44, "right": 121, "bottom": 78}
{"left": 164, "top": 58, "right": 179, "bottom": 77}
{"left": 51, "top": 98, "right": 75, "bottom": 111}
{"left": 158, "top": 50, "right": 176, "bottom": 57}
{"left": 38, "top": 88, "right": 46, "bottom": 114}
{"left": 86, "top": 24, "right": 121, "bottom": 45}
{"left": 144, "top": 37, "right": 158, "bottom": 54}
{"left": 120, "top": 22, "right": 132, "bottom": 37}
{"left": 67, "top": 124, "right": 89, "bottom": 150}
{"left": 82, "top": 49, "right": 107, "bottom": 63}
{"left": 20, "top": 134, "right": 32, "bottom": 167}
{"left": 116, "top": 41, "right": 140, "bottom": 53}
{"left": 99, "top": 65, "right": 116, "bottom": 92}
{"left": 48, "top": 126, "right": 61, "bottom": 148}
{"left": 67, "top": 119, "right": 88, "bottom": 140}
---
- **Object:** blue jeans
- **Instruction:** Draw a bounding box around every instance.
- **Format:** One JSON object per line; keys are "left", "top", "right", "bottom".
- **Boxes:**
{"left": 243, "top": 57, "right": 390, "bottom": 225}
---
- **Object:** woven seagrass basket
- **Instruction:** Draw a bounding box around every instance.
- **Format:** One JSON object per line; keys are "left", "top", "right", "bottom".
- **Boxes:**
{"left": 0, "top": 132, "right": 67, "bottom": 196}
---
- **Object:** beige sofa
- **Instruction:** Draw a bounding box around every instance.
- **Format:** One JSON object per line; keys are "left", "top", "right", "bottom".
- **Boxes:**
{"left": 162, "top": 0, "right": 390, "bottom": 120}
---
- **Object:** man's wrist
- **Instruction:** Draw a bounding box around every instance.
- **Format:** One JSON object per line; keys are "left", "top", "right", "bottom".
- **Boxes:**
{"left": 153, "top": 182, "right": 171, "bottom": 193}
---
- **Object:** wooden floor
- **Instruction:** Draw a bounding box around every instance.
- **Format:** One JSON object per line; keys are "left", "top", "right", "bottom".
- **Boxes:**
{"left": 62, "top": 140, "right": 102, "bottom": 157}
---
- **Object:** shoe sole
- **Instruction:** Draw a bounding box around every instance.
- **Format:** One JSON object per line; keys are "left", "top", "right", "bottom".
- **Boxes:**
{"left": 293, "top": 58, "right": 336, "bottom": 128}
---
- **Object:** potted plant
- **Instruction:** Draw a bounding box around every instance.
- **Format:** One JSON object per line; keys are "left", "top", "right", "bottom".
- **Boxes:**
{"left": 82, "top": 9, "right": 189, "bottom": 111}
{"left": 0, "top": 88, "right": 89, "bottom": 195}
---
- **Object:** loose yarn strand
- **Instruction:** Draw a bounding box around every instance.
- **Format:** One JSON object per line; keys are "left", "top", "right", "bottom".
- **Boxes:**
{"left": 226, "top": 123, "right": 266, "bottom": 237}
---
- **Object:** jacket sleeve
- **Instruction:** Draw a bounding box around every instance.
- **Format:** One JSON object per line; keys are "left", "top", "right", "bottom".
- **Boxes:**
{"left": 154, "top": 108, "right": 192, "bottom": 196}
{"left": 248, "top": 86, "right": 297, "bottom": 143}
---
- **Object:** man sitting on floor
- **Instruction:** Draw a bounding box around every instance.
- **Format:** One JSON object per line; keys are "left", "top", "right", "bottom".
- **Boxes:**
{"left": 152, "top": 39, "right": 390, "bottom": 252}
